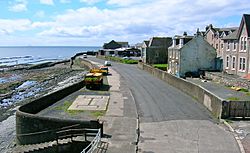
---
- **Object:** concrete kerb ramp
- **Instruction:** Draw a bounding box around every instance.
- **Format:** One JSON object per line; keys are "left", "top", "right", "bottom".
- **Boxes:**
{"left": 16, "top": 59, "right": 103, "bottom": 145}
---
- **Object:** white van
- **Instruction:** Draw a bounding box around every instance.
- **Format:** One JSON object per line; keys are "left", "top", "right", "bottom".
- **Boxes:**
{"left": 83, "top": 54, "right": 87, "bottom": 58}
{"left": 104, "top": 61, "right": 111, "bottom": 66}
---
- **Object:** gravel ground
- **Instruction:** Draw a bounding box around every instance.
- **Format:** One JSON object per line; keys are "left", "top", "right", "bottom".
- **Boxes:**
{"left": 0, "top": 58, "right": 88, "bottom": 153}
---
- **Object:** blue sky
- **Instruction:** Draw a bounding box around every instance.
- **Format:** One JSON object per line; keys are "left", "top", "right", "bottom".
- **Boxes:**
{"left": 0, "top": 0, "right": 249, "bottom": 46}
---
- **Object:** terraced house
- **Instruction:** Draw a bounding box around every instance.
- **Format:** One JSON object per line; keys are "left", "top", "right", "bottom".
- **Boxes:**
{"left": 204, "top": 24, "right": 238, "bottom": 58}
{"left": 168, "top": 32, "right": 216, "bottom": 77}
{"left": 222, "top": 14, "right": 250, "bottom": 77}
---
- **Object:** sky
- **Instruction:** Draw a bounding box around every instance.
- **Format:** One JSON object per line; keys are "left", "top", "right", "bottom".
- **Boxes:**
{"left": 0, "top": 0, "right": 249, "bottom": 46}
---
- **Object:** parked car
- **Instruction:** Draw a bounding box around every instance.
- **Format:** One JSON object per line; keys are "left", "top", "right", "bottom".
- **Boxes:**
{"left": 104, "top": 61, "right": 111, "bottom": 66}
{"left": 122, "top": 56, "right": 131, "bottom": 60}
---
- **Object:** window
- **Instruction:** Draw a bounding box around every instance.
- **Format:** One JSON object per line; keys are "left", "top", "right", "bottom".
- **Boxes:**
{"left": 232, "top": 56, "right": 236, "bottom": 70}
{"left": 216, "top": 44, "right": 218, "bottom": 49}
{"left": 226, "top": 56, "right": 229, "bottom": 69}
{"left": 239, "top": 57, "right": 246, "bottom": 71}
{"left": 244, "top": 37, "right": 247, "bottom": 50}
{"left": 233, "top": 41, "right": 236, "bottom": 50}
{"left": 227, "top": 41, "right": 230, "bottom": 50}
{"left": 221, "top": 43, "right": 223, "bottom": 49}
{"left": 241, "top": 37, "right": 243, "bottom": 50}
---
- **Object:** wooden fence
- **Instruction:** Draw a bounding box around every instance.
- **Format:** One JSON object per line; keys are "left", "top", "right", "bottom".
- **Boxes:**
{"left": 222, "top": 101, "right": 250, "bottom": 118}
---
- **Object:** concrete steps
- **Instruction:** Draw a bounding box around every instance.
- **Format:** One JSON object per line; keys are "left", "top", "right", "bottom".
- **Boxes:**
{"left": 11, "top": 138, "right": 75, "bottom": 153}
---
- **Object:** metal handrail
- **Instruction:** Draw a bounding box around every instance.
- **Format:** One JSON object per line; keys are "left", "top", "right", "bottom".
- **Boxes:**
{"left": 17, "top": 124, "right": 81, "bottom": 137}
{"left": 81, "top": 128, "right": 101, "bottom": 153}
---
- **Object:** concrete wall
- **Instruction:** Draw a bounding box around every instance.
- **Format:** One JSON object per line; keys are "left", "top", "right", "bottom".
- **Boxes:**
{"left": 138, "top": 62, "right": 224, "bottom": 119}
{"left": 16, "top": 59, "right": 103, "bottom": 145}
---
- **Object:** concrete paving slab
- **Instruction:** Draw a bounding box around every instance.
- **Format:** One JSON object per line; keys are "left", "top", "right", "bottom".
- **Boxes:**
{"left": 138, "top": 120, "right": 240, "bottom": 153}
{"left": 68, "top": 95, "right": 109, "bottom": 111}
{"left": 106, "top": 92, "right": 124, "bottom": 117}
{"left": 97, "top": 117, "right": 137, "bottom": 153}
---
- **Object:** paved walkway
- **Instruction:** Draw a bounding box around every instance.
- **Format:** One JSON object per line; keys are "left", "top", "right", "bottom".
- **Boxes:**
{"left": 187, "top": 77, "right": 250, "bottom": 153}
{"left": 87, "top": 60, "right": 138, "bottom": 153}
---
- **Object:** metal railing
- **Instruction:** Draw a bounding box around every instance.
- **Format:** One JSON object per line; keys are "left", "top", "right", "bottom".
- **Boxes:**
{"left": 81, "top": 128, "right": 101, "bottom": 153}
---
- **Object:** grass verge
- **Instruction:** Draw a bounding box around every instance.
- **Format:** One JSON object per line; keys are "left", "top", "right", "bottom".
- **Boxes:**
{"left": 153, "top": 64, "right": 168, "bottom": 71}
{"left": 91, "top": 111, "right": 106, "bottom": 118}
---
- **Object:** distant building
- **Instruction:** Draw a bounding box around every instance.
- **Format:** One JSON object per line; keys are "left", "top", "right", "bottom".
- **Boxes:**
{"left": 222, "top": 14, "right": 250, "bottom": 77}
{"left": 99, "top": 40, "right": 129, "bottom": 56}
{"left": 103, "top": 40, "right": 129, "bottom": 49}
{"left": 141, "top": 40, "right": 150, "bottom": 63}
{"left": 168, "top": 32, "right": 217, "bottom": 77}
{"left": 144, "top": 37, "right": 172, "bottom": 64}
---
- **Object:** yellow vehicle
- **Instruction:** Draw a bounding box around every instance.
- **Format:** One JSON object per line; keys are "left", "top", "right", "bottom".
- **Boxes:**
{"left": 89, "top": 67, "right": 109, "bottom": 75}
{"left": 84, "top": 72, "right": 103, "bottom": 89}
{"left": 99, "top": 66, "right": 109, "bottom": 75}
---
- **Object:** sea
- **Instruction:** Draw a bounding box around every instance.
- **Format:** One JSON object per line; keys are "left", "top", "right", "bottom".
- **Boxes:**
{"left": 0, "top": 46, "right": 101, "bottom": 66}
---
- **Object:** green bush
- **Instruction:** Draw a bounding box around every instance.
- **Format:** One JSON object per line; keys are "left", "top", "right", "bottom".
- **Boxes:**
{"left": 123, "top": 59, "right": 138, "bottom": 64}
{"left": 240, "top": 88, "right": 248, "bottom": 92}
{"left": 101, "top": 56, "right": 138, "bottom": 64}
{"left": 153, "top": 64, "right": 168, "bottom": 71}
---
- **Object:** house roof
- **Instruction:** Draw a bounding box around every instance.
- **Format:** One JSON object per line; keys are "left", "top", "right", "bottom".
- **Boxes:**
{"left": 237, "top": 14, "right": 250, "bottom": 38}
{"left": 148, "top": 37, "right": 172, "bottom": 47}
{"left": 205, "top": 24, "right": 238, "bottom": 37}
{"left": 174, "top": 35, "right": 193, "bottom": 39}
{"left": 117, "top": 42, "right": 129, "bottom": 46}
{"left": 222, "top": 29, "right": 239, "bottom": 40}
{"left": 143, "top": 40, "right": 150, "bottom": 47}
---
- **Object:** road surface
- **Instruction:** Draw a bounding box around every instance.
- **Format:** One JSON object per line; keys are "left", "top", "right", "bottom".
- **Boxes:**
{"left": 90, "top": 57, "right": 241, "bottom": 153}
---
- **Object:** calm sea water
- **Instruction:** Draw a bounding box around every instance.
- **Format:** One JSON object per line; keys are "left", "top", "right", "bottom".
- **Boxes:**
{"left": 0, "top": 46, "right": 101, "bottom": 66}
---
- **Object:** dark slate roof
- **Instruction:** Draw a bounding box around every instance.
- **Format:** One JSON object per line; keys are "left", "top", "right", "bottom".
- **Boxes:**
{"left": 222, "top": 29, "right": 239, "bottom": 40}
{"left": 244, "top": 14, "right": 250, "bottom": 37}
{"left": 205, "top": 24, "right": 238, "bottom": 37}
{"left": 117, "top": 42, "right": 129, "bottom": 46}
{"left": 174, "top": 35, "right": 193, "bottom": 39}
{"left": 237, "top": 14, "right": 250, "bottom": 38}
{"left": 149, "top": 37, "right": 172, "bottom": 47}
{"left": 143, "top": 40, "right": 150, "bottom": 47}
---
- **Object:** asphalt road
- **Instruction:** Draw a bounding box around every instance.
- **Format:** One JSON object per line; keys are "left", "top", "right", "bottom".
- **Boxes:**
{"left": 89, "top": 57, "right": 241, "bottom": 153}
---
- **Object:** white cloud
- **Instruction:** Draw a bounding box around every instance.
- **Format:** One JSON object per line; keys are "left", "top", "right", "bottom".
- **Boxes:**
{"left": 35, "top": 11, "right": 45, "bottom": 18}
{"left": 0, "top": 19, "right": 31, "bottom": 34}
{"left": 35, "top": 0, "right": 250, "bottom": 44}
{"left": 60, "top": 0, "right": 71, "bottom": 3}
{"left": 40, "top": 0, "right": 54, "bottom": 5}
{"left": 2, "top": 0, "right": 250, "bottom": 46}
{"left": 106, "top": 0, "right": 145, "bottom": 6}
{"left": 8, "top": 0, "right": 28, "bottom": 12}
{"left": 80, "top": 0, "right": 102, "bottom": 5}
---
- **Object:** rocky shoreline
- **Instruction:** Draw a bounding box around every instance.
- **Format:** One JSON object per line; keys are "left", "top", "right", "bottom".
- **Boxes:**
{"left": 0, "top": 56, "right": 88, "bottom": 122}
{"left": 0, "top": 55, "right": 90, "bottom": 153}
